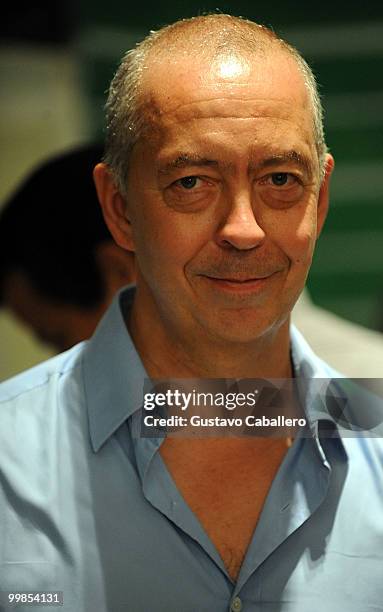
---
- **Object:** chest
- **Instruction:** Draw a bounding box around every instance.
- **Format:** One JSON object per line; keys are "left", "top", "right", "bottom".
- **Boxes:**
{"left": 160, "top": 438, "right": 289, "bottom": 580}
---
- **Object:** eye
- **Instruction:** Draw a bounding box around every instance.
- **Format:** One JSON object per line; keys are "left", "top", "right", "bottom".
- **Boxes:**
{"left": 177, "top": 176, "right": 200, "bottom": 189}
{"left": 270, "top": 172, "right": 289, "bottom": 186}
{"left": 266, "top": 172, "right": 300, "bottom": 187}
{"left": 164, "top": 174, "right": 217, "bottom": 211}
{"left": 258, "top": 172, "right": 299, "bottom": 189}
{"left": 257, "top": 171, "right": 304, "bottom": 207}
{"left": 258, "top": 172, "right": 301, "bottom": 190}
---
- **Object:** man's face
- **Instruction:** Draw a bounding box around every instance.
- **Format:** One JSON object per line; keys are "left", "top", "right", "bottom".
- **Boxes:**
{"left": 123, "top": 51, "right": 333, "bottom": 343}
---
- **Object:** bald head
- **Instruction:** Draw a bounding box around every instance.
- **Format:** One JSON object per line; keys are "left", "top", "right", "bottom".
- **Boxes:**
{"left": 104, "top": 14, "right": 327, "bottom": 193}
{"left": 140, "top": 14, "right": 277, "bottom": 59}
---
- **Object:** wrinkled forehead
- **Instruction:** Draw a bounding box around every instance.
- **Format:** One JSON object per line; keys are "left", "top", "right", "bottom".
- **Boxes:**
{"left": 139, "top": 49, "right": 310, "bottom": 121}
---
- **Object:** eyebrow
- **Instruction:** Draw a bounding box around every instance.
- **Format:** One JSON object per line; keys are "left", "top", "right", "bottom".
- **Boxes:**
{"left": 158, "top": 150, "right": 314, "bottom": 176}
{"left": 255, "top": 151, "right": 314, "bottom": 175}
{"left": 158, "top": 155, "right": 219, "bottom": 175}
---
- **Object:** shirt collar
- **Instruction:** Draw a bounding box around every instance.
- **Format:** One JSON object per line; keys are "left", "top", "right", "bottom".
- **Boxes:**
{"left": 83, "top": 285, "right": 148, "bottom": 452}
{"left": 290, "top": 325, "right": 346, "bottom": 445}
{"left": 83, "top": 286, "right": 344, "bottom": 453}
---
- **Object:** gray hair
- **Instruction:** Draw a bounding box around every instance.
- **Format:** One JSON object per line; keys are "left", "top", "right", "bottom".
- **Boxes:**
{"left": 104, "top": 14, "right": 328, "bottom": 194}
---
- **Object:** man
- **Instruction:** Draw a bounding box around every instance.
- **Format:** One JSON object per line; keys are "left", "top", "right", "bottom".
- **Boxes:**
{"left": 0, "top": 145, "right": 135, "bottom": 352}
{"left": 0, "top": 14, "right": 382, "bottom": 612}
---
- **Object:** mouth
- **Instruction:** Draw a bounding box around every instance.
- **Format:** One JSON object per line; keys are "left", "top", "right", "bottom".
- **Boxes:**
{"left": 200, "top": 273, "right": 277, "bottom": 294}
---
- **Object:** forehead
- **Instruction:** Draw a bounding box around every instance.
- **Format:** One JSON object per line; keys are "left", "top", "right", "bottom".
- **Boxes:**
{"left": 141, "top": 50, "right": 310, "bottom": 123}
{"left": 135, "top": 51, "right": 316, "bottom": 168}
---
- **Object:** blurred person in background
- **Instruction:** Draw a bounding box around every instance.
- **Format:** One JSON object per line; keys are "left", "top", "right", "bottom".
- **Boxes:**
{"left": 293, "top": 288, "right": 383, "bottom": 376}
{"left": 0, "top": 144, "right": 135, "bottom": 352}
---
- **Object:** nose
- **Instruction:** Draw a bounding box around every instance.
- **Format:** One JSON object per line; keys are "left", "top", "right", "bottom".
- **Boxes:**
{"left": 215, "top": 190, "right": 265, "bottom": 250}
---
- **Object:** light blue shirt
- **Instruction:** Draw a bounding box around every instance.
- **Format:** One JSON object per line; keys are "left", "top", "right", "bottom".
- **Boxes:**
{"left": 1, "top": 286, "right": 383, "bottom": 612}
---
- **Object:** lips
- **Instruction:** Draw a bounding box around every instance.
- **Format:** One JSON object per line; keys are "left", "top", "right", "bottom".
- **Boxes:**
{"left": 205, "top": 275, "right": 271, "bottom": 283}
{"left": 199, "top": 273, "right": 277, "bottom": 295}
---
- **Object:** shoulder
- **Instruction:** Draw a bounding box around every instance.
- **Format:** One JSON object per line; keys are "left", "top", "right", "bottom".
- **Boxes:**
{"left": 0, "top": 341, "right": 86, "bottom": 409}
{"left": 290, "top": 324, "right": 346, "bottom": 378}
{"left": 0, "top": 342, "right": 89, "bottom": 490}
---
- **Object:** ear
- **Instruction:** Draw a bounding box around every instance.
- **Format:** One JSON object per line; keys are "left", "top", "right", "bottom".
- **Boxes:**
{"left": 316, "top": 153, "right": 335, "bottom": 238}
{"left": 95, "top": 241, "right": 136, "bottom": 300}
{"left": 93, "top": 163, "right": 135, "bottom": 252}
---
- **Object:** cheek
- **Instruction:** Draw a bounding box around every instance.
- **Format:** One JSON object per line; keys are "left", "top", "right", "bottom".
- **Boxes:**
{"left": 132, "top": 204, "right": 214, "bottom": 276}
{"left": 288, "top": 226, "right": 316, "bottom": 266}
{"left": 268, "top": 203, "right": 318, "bottom": 265}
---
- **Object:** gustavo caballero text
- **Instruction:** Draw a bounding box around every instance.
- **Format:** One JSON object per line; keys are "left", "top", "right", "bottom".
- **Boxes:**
{"left": 143, "top": 415, "right": 306, "bottom": 428}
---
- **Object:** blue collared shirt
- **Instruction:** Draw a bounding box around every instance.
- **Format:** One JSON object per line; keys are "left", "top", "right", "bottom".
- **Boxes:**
{"left": 1, "top": 286, "right": 383, "bottom": 612}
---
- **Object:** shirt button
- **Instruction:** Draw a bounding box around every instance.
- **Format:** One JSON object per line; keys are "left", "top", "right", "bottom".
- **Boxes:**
{"left": 230, "top": 596, "right": 242, "bottom": 612}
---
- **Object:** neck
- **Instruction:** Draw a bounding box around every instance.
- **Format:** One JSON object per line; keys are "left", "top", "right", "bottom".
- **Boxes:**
{"left": 128, "top": 284, "right": 293, "bottom": 380}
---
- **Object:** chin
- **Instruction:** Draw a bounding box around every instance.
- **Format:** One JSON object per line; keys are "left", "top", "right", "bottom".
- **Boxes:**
{"left": 199, "top": 308, "right": 289, "bottom": 345}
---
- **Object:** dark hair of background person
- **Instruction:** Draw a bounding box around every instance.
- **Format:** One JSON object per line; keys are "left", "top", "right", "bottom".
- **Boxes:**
{"left": 0, "top": 144, "right": 136, "bottom": 352}
{"left": 0, "top": 144, "right": 110, "bottom": 309}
